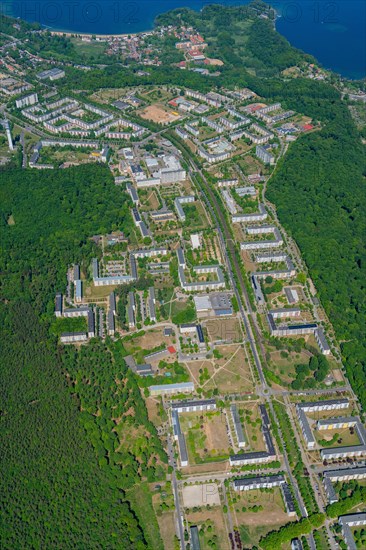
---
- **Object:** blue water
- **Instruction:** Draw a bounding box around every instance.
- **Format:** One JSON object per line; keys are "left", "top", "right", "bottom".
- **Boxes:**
{"left": 1, "top": 1, "right": 365, "bottom": 79}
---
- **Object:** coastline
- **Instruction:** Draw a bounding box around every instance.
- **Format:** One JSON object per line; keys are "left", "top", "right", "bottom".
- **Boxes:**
{"left": 49, "top": 29, "right": 148, "bottom": 40}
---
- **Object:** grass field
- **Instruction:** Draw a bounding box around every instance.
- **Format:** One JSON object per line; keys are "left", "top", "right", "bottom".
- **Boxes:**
{"left": 181, "top": 411, "right": 232, "bottom": 464}
{"left": 127, "top": 483, "right": 164, "bottom": 550}
{"left": 196, "top": 344, "right": 254, "bottom": 394}
{"left": 237, "top": 403, "right": 266, "bottom": 452}
{"left": 70, "top": 38, "right": 107, "bottom": 59}
{"left": 231, "top": 487, "right": 295, "bottom": 546}
{"left": 186, "top": 509, "right": 229, "bottom": 550}
{"left": 206, "top": 318, "right": 243, "bottom": 343}
{"left": 124, "top": 328, "right": 173, "bottom": 355}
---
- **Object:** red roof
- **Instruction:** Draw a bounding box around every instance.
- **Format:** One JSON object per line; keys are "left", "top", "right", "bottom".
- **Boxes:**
{"left": 303, "top": 124, "right": 314, "bottom": 131}
{"left": 167, "top": 346, "right": 176, "bottom": 354}
{"left": 250, "top": 104, "right": 263, "bottom": 112}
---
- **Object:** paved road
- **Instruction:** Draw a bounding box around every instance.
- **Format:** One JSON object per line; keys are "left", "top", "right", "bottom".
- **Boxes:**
{"left": 182, "top": 153, "right": 313, "bottom": 525}
{"left": 167, "top": 436, "right": 185, "bottom": 550}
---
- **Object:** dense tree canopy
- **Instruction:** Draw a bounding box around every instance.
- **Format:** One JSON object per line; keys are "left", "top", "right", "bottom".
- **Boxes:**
{"left": 0, "top": 165, "right": 153, "bottom": 548}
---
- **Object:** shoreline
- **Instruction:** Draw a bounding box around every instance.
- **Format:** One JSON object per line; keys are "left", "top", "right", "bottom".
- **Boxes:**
{"left": 49, "top": 29, "right": 150, "bottom": 39}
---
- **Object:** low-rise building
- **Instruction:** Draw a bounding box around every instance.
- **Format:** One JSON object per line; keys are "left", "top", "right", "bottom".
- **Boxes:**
{"left": 229, "top": 451, "right": 276, "bottom": 466}
{"left": 269, "top": 308, "right": 301, "bottom": 319}
{"left": 171, "top": 399, "right": 216, "bottom": 413}
{"left": 63, "top": 307, "right": 89, "bottom": 318}
{"left": 339, "top": 513, "right": 366, "bottom": 550}
{"left": 128, "top": 292, "right": 135, "bottom": 329}
{"left": 87, "top": 309, "right": 95, "bottom": 338}
{"left": 315, "top": 327, "right": 331, "bottom": 355}
{"left": 232, "top": 203, "right": 267, "bottom": 223}
{"left": 231, "top": 404, "right": 246, "bottom": 448}
{"left": 190, "top": 525, "right": 201, "bottom": 550}
{"left": 285, "top": 287, "right": 299, "bottom": 304}
{"left": 149, "top": 382, "right": 194, "bottom": 396}
{"left": 60, "top": 332, "right": 88, "bottom": 343}
{"left": 148, "top": 286, "right": 156, "bottom": 322}
{"left": 233, "top": 474, "right": 285, "bottom": 491}
{"left": 323, "top": 467, "right": 366, "bottom": 504}
{"left": 75, "top": 279, "right": 82, "bottom": 303}
{"left": 55, "top": 292, "right": 63, "bottom": 317}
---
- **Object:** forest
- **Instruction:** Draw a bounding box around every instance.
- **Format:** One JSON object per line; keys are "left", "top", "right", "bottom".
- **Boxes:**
{"left": 266, "top": 93, "right": 366, "bottom": 410}
{"left": 0, "top": 165, "right": 162, "bottom": 548}
{"left": 1, "top": 1, "right": 366, "bottom": 545}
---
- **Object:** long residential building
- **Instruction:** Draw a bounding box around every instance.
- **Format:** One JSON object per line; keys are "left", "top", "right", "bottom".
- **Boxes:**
{"left": 172, "top": 410, "right": 188, "bottom": 467}
{"left": 229, "top": 450, "right": 276, "bottom": 466}
{"left": 232, "top": 203, "right": 267, "bottom": 223}
{"left": 178, "top": 263, "right": 225, "bottom": 292}
{"left": 174, "top": 195, "right": 195, "bottom": 221}
{"left": 60, "top": 332, "right": 88, "bottom": 343}
{"left": 149, "top": 382, "right": 194, "bottom": 396}
{"left": 171, "top": 399, "right": 216, "bottom": 413}
{"left": 267, "top": 313, "right": 317, "bottom": 337}
{"left": 92, "top": 258, "right": 136, "bottom": 287}
{"left": 148, "top": 287, "right": 156, "bottom": 322}
{"left": 339, "top": 514, "right": 366, "bottom": 550}
{"left": 296, "top": 399, "right": 350, "bottom": 450}
{"left": 323, "top": 467, "right": 366, "bottom": 504}
{"left": 233, "top": 474, "right": 285, "bottom": 491}
{"left": 231, "top": 404, "right": 247, "bottom": 448}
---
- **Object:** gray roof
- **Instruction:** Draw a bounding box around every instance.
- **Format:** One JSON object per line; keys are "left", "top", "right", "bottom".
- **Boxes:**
{"left": 233, "top": 475, "right": 284, "bottom": 488}
{"left": 172, "top": 399, "right": 216, "bottom": 410}
{"left": 87, "top": 309, "right": 95, "bottom": 334}
{"left": 55, "top": 292, "right": 63, "bottom": 312}
{"left": 190, "top": 526, "right": 201, "bottom": 550}
{"left": 130, "top": 254, "right": 138, "bottom": 280}
{"left": 281, "top": 482, "right": 296, "bottom": 513}
{"left": 324, "top": 466, "right": 366, "bottom": 480}
{"left": 109, "top": 291, "right": 116, "bottom": 312}
{"left": 315, "top": 327, "right": 330, "bottom": 351}
{"left": 321, "top": 445, "right": 366, "bottom": 458}
{"left": 149, "top": 382, "right": 194, "bottom": 392}
{"left": 297, "top": 407, "right": 315, "bottom": 446}
{"left": 178, "top": 434, "right": 188, "bottom": 464}
{"left": 177, "top": 247, "right": 185, "bottom": 266}
{"left": 74, "top": 264, "right": 80, "bottom": 280}
{"left": 298, "top": 399, "right": 349, "bottom": 410}
{"left": 231, "top": 404, "right": 246, "bottom": 445}
{"left": 107, "top": 309, "right": 115, "bottom": 332}
{"left": 230, "top": 451, "right": 273, "bottom": 461}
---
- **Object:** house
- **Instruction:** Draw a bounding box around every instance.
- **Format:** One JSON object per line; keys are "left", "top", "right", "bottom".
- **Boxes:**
{"left": 136, "top": 364, "right": 153, "bottom": 377}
